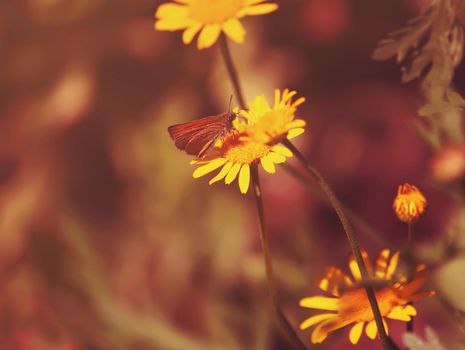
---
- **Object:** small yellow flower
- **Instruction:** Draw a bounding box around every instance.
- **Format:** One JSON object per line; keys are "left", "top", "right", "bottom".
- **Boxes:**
{"left": 192, "top": 133, "right": 292, "bottom": 193}
{"left": 240, "top": 89, "right": 306, "bottom": 145}
{"left": 191, "top": 89, "right": 306, "bottom": 193}
{"left": 393, "top": 183, "right": 427, "bottom": 224}
{"left": 154, "top": 0, "right": 278, "bottom": 49}
{"left": 299, "top": 249, "right": 435, "bottom": 345}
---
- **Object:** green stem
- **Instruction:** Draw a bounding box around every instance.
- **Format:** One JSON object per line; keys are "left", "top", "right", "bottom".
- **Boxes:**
{"left": 406, "top": 223, "right": 414, "bottom": 334}
{"left": 219, "top": 34, "right": 306, "bottom": 349}
{"left": 251, "top": 165, "right": 308, "bottom": 350}
{"left": 407, "top": 223, "right": 414, "bottom": 253}
{"left": 282, "top": 139, "right": 399, "bottom": 350}
{"left": 218, "top": 33, "right": 247, "bottom": 110}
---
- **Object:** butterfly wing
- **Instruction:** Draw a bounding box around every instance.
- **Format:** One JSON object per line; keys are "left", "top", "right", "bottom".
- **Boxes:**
{"left": 184, "top": 126, "right": 226, "bottom": 157}
{"left": 168, "top": 114, "right": 231, "bottom": 157}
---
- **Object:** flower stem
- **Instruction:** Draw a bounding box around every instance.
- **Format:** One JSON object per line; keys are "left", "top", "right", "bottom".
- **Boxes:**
{"left": 251, "top": 165, "right": 308, "bottom": 350}
{"left": 218, "top": 33, "right": 247, "bottom": 110}
{"left": 281, "top": 139, "right": 399, "bottom": 350}
{"left": 219, "top": 34, "right": 306, "bottom": 350}
{"left": 406, "top": 222, "right": 414, "bottom": 333}
{"left": 407, "top": 222, "right": 414, "bottom": 253}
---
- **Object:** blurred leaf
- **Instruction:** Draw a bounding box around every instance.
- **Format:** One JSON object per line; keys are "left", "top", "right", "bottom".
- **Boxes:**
{"left": 372, "top": 9, "right": 434, "bottom": 62}
{"left": 403, "top": 327, "right": 446, "bottom": 350}
{"left": 435, "top": 256, "right": 465, "bottom": 312}
{"left": 373, "top": 0, "right": 465, "bottom": 147}
{"left": 401, "top": 49, "right": 433, "bottom": 83}
{"left": 447, "top": 89, "right": 465, "bottom": 107}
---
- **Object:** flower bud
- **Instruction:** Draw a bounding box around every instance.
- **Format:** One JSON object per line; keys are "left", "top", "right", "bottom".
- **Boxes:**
{"left": 393, "top": 183, "right": 427, "bottom": 224}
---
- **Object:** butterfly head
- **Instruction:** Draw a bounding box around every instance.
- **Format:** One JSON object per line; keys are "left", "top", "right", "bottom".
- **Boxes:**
{"left": 225, "top": 111, "right": 237, "bottom": 123}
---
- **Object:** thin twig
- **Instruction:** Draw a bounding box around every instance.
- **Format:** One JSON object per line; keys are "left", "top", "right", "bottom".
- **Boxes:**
{"left": 407, "top": 223, "right": 414, "bottom": 253}
{"left": 251, "top": 165, "right": 308, "bottom": 350}
{"left": 218, "top": 34, "right": 307, "bottom": 350}
{"left": 406, "top": 222, "right": 414, "bottom": 334}
{"left": 219, "top": 34, "right": 247, "bottom": 110}
{"left": 282, "top": 139, "right": 400, "bottom": 350}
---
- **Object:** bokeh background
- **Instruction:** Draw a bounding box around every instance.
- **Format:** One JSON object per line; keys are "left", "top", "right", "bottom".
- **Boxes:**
{"left": 1, "top": 0, "right": 465, "bottom": 349}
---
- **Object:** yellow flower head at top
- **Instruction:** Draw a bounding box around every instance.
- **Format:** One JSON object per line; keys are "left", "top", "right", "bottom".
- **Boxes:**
{"left": 191, "top": 89, "right": 306, "bottom": 194}
{"left": 393, "top": 183, "right": 427, "bottom": 224}
{"left": 155, "top": 0, "right": 278, "bottom": 49}
{"left": 241, "top": 89, "right": 306, "bottom": 145}
{"left": 299, "top": 249, "right": 435, "bottom": 345}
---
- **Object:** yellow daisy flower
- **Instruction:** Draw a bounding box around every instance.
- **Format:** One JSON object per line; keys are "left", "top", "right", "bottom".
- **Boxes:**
{"left": 299, "top": 249, "right": 435, "bottom": 345}
{"left": 240, "top": 88, "right": 306, "bottom": 145}
{"left": 191, "top": 89, "right": 307, "bottom": 193}
{"left": 154, "top": 0, "right": 278, "bottom": 49}
{"left": 393, "top": 183, "right": 427, "bottom": 224}
{"left": 191, "top": 133, "right": 292, "bottom": 193}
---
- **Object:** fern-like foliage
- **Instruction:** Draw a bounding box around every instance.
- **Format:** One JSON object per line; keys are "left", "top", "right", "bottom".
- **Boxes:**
{"left": 373, "top": 0, "right": 465, "bottom": 148}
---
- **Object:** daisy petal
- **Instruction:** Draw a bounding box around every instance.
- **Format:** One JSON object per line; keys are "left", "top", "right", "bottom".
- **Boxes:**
{"left": 366, "top": 320, "right": 377, "bottom": 339}
{"left": 182, "top": 23, "right": 202, "bottom": 44}
{"left": 349, "top": 322, "right": 364, "bottom": 344}
{"left": 299, "top": 296, "right": 339, "bottom": 310}
{"left": 223, "top": 18, "right": 246, "bottom": 43}
{"left": 293, "top": 97, "right": 306, "bottom": 107}
{"left": 300, "top": 313, "right": 335, "bottom": 330}
{"left": 209, "top": 162, "right": 233, "bottom": 184}
{"left": 225, "top": 163, "right": 241, "bottom": 184}
{"left": 287, "top": 128, "right": 305, "bottom": 139}
{"left": 245, "top": 0, "right": 267, "bottom": 4}
{"left": 409, "top": 290, "right": 436, "bottom": 302}
{"left": 286, "top": 119, "right": 306, "bottom": 129}
{"left": 349, "top": 259, "right": 362, "bottom": 281}
{"left": 155, "top": 17, "right": 194, "bottom": 31}
{"left": 272, "top": 145, "right": 293, "bottom": 157}
{"left": 273, "top": 90, "right": 282, "bottom": 109}
{"left": 283, "top": 90, "right": 297, "bottom": 102}
{"left": 387, "top": 306, "right": 413, "bottom": 321}
{"left": 197, "top": 24, "right": 221, "bottom": 49}
{"left": 238, "top": 164, "right": 250, "bottom": 193}
{"left": 193, "top": 158, "right": 227, "bottom": 178}
{"left": 260, "top": 155, "right": 276, "bottom": 173}
{"left": 386, "top": 252, "right": 400, "bottom": 279}
{"left": 155, "top": 3, "right": 189, "bottom": 18}
{"left": 319, "top": 267, "right": 352, "bottom": 296}
{"left": 361, "top": 249, "right": 373, "bottom": 273}
{"left": 400, "top": 276, "right": 428, "bottom": 297}
{"left": 404, "top": 304, "right": 417, "bottom": 316}
{"left": 311, "top": 317, "right": 349, "bottom": 344}
{"left": 238, "top": 4, "right": 279, "bottom": 17}
{"left": 376, "top": 249, "right": 391, "bottom": 278}
{"left": 268, "top": 151, "right": 286, "bottom": 163}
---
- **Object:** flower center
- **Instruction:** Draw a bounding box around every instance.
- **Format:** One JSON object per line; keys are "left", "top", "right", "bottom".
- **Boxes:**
{"left": 189, "top": 0, "right": 243, "bottom": 23}
{"left": 338, "top": 286, "right": 403, "bottom": 322}
{"left": 224, "top": 140, "right": 271, "bottom": 164}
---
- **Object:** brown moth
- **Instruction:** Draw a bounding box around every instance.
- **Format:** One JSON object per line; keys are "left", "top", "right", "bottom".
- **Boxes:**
{"left": 167, "top": 111, "right": 237, "bottom": 159}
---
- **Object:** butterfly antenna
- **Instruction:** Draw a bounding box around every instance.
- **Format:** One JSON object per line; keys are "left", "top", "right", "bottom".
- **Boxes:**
{"left": 228, "top": 94, "right": 233, "bottom": 112}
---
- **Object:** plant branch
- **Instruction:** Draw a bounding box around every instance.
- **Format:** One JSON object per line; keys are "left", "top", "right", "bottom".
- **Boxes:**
{"left": 251, "top": 165, "right": 308, "bottom": 350}
{"left": 407, "top": 222, "right": 414, "bottom": 334}
{"left": 281, "top": 139, "right": 399, "bottom": 350}
{"left": 218, "top": 34, "right": 247, "bottom": 110}
{"left": 219, "top": 33, "right": 306, "bottom": 350}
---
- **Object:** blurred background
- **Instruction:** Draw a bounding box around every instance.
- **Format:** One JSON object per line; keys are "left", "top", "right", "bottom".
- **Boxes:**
{"left": 1, "top": 0, "right": 465, "bottom": 349}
